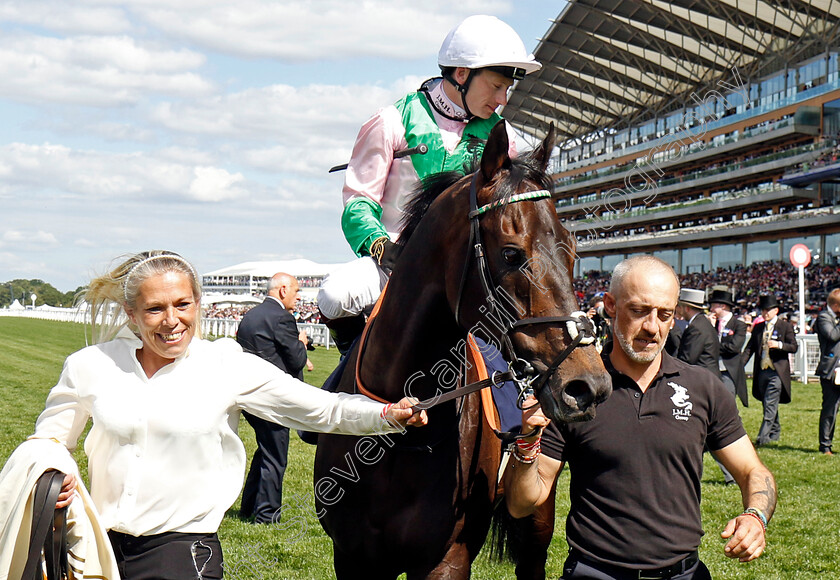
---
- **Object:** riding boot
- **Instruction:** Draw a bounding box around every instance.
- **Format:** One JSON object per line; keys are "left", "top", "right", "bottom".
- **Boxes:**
{"left": 323, "top": 313, "right": 367, "bottom": 356}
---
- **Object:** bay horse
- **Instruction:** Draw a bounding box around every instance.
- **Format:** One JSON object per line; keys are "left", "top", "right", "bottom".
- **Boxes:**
{"left": 313, "top": 121, "right": 611, "bottom": 579}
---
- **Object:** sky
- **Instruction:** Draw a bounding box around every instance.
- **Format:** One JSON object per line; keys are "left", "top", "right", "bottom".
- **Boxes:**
{"left": 0, "top": 1, "right": 564, "bottom": 293}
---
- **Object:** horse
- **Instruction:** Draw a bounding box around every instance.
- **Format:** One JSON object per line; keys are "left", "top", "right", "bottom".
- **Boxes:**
{"left": 313, "top": 120, "right": 612, "bottom": 579}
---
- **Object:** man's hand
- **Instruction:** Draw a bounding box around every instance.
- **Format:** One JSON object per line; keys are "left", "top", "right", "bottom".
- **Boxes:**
{"left": 521, "top": 394, "right": 550, "bottom": 442}
{"left": 370, "top": 236, "right": 402, "bottom": 276}
{"left": 721, "top": 514, "right": 766, "bottom": 562}
{"left": 305, "top": 358, "right": 314, "bottom": 372}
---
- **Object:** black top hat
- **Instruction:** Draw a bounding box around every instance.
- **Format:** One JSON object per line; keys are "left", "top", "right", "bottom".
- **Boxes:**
{"left": 758, "top": 295, "right": 779, "bottom": 311}
{"left": 708, "top": 289, "right": 735, "bottom": 307}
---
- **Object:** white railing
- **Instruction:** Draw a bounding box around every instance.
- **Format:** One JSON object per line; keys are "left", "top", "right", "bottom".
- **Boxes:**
{"left": 0, "top": 307, "right": 89, "bottom": 324}
{"left": 201, "top": 318, "right": 334, "bottom": 349}
{"left": 0, "top": 308, "right": 334, "bottom": 349}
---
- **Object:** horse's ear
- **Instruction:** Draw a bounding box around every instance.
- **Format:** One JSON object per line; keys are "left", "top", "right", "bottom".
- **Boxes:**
{"left": 533, "top": 123, "right": 557, "bottom": 172}
{"left": 479, "top": 120, "right": 511, "bottom": 183}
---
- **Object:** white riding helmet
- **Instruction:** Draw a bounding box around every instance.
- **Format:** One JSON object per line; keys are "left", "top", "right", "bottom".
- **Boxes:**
{"left": 438, "top": 15, "right": 541, "bottom": 80}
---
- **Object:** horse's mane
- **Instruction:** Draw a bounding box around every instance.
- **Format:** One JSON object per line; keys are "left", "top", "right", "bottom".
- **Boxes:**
{"left": 398, "top": 148, "right": 552, "bottom": 247}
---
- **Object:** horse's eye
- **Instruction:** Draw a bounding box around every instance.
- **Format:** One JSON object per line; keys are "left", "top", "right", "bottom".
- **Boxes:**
{"left": 502, "top": 247, "right": 525, "bottom": 266}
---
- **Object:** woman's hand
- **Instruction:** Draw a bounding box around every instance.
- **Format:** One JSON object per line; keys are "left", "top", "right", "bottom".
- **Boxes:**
{"left": 56, "top": 473, "right": 77, "bottom": 509}
{"left": 384, "top": 398, "right": 428, "bottom": 428}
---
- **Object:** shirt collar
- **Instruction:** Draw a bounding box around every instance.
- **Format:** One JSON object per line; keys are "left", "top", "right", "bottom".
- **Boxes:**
{"left": 421, "top": 77, "right": 468, "bottom": 122}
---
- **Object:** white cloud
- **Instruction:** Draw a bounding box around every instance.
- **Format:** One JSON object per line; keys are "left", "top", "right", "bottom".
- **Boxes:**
{"left": 0, "top": 33, "right": 213, "bottom": 106}
{"left": 0, "top": 2, "right": 131, "bottom": 35}
{"left": 134, "top": 0, "right": 510, "bottom": 60}
{"left": 1, "top": 229, "right": 59, "bottom": 247}
{"left": 188, "top": 166, "right": 246, "bottom": 202}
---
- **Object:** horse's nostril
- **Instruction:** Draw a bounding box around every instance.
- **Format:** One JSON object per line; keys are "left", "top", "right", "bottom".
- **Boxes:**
{"left": 564, "top": 379, "right": 594, "bottom": 409}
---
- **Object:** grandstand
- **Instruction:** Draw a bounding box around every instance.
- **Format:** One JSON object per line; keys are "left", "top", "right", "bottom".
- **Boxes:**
{"left": 504, "top": 0, "right": 840, "bottom": 288}
{"left": 201, "top": 258, "right": 347, "bottom": 300}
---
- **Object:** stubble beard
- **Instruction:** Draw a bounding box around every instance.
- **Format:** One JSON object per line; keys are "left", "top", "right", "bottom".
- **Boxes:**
{"left": 614, "top": 324, "right": 664, "bottom": 364}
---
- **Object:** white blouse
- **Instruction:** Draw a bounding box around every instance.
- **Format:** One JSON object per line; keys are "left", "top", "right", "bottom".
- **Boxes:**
{"left": 33, "top": 332, "right": 395, "bottom": 536}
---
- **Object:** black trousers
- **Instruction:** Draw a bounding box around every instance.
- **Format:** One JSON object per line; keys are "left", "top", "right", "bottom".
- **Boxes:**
{"left": 108, "top": 531, "right": 223, "bottom": 580}
{"left": 819, "top": 377, "right": 840, "bottom": 452}
{"left": 241, "top": 411, "right": 289, "bottom": 523}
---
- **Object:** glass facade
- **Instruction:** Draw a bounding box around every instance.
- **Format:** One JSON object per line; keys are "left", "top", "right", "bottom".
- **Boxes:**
{"left": 712, "top": 244, "right": 742, "bottom": 270}
{"left": 782, "top": 236, "right": 820, "bottom": 264}
{"left": 579, "top": 256, "right": 601, "bottom": 276}
{"left": 682, "top": 247, "right": 710, "bottom": 274}
{"left": 825, "top": 233, "right": 840, "bottom": 265}
{"left": 602, "top": 253, "right": 624, "bottom": 273}
{"left": 746, "top": 240, "right": 780, "bottom": 265}
{"left": 654, "top": 249, "right": 679, "bottom": 271}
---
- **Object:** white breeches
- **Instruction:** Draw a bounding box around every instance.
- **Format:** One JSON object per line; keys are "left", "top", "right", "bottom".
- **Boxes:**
{"left": 317, "top": 257, "right": 389, "bottom": 319}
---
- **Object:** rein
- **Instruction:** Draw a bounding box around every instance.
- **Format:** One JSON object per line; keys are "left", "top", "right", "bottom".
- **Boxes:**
{"left": 354, "top": 171, "right": 596, "bottom": 429}
{"left": 453, "top": 171, "right": 596, "bottom": 407}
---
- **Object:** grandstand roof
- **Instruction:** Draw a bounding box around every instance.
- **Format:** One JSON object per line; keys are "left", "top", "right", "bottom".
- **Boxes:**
{"left": 505, "top": 0, "right": 840, "bottom": 141}
{"left": 202, "top": 258, "right": 347, "bottom": 278}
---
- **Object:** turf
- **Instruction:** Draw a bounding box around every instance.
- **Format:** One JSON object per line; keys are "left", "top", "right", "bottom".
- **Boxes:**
{"left": 1, "top": 317, "right": 836, "bottom": 579}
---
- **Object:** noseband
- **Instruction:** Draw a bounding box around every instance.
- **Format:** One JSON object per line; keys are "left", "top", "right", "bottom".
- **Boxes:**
{"left": 453, "top": 172, "right": 596, "bottom": 407}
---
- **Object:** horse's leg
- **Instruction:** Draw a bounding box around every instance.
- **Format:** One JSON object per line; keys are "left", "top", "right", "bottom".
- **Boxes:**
{"left": 514, "top": 479, "right": 557, "bottom": 580}
{"left": 406, "top": 542, "right": 471, "bottom": 580}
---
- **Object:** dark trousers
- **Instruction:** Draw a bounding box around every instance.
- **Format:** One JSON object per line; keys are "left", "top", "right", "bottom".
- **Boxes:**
{"left": 109, "top": 531, "right": 223, "bottom": 580}
{"left": 819, "top": 377, "right": 840, "bottom": 452}
{"left": 241, "top": 411, "right": 289, "bottom": 523}
{"left": 755, "top": 368, "right": 782, "bottom": 445}
{"left": 561, "top": 550, "right": 710, "bottom": 580}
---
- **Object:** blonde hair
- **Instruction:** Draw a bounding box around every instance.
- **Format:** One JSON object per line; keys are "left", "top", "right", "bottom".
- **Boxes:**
{"left": 84, "top": 251, "right": 202, "bottom": 344}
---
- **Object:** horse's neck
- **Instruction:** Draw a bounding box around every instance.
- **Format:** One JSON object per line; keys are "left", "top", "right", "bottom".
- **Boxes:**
{"left": 361, "top": 279, "right": 465, "bottom": 404}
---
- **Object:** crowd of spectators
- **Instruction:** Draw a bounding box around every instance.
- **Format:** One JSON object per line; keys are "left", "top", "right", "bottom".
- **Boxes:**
{"left": 575, "top": 260, "right": 840, "bottom": 333}
{"left": 202, "top": 260, "right": 838, "bottom": 334}
{"left": 203, "top": 300, "right": 322, "bottom": 324}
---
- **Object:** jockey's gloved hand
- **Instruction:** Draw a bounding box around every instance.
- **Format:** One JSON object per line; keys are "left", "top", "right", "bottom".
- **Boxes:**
{"left": 370, "top": 236, "right": 402, "bottom": 276}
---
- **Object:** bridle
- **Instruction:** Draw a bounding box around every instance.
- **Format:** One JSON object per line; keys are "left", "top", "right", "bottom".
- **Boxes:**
{"left": 355, "top": 170, "right": 598, "bottom": 426}
{"left": 449, "top": 171, "right": 596, "bottom": 409}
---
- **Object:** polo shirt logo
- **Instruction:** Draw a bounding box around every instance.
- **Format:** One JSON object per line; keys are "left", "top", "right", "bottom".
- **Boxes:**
{"left": 668, "top": 381, "right": 693, "bottom": 421}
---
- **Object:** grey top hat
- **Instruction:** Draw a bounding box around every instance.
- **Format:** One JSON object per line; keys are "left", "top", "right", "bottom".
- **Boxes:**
{"left": 707, "top": 288, "right": 735, "bottom": 307}
{"left": 679, "top": 288, "right": 706, "bottom": 309}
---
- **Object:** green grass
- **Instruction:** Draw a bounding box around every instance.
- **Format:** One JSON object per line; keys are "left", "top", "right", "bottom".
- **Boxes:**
{"left": 1, "top": 318, "right": 838, "bottom": 579}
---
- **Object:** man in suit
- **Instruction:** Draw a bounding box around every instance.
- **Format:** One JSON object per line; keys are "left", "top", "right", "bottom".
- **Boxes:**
{"left": 676, "top": 288, "right": 721, "bottom": 376}
{"left": 708, "top": 288, "right": 749, "bottom": 407}
{"left": 742, "top": 295, "right": 798, "bottom": 447}
{"left": 816, "top": 288, "right": 840, "bottom": 455}
{"left": 237, "top": 272, "right": 311, "bottom": 523}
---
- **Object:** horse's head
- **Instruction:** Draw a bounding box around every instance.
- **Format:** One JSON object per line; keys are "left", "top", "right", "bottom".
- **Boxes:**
{"left": 448, "top": 121, "right": 611, "bottom": 423}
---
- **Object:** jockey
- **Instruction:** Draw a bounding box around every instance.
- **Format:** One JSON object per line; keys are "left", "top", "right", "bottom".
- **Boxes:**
{"left": 319, "top": 14, "right": 541, "bottom": 353}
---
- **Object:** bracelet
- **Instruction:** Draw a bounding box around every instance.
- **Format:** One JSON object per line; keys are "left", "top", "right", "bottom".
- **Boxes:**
{"left": 743, "top": 507, "right": 768, "bottom": 528}
{"left": 381, "top": 403, "right": 394, "bottom": 420}
{"left": 512, "top": 440, "right": 541, "bottom": 464}
{"left": 516, "top": 436, "right": 541, "bottom": 451}
{"left": 741, "top": 510, "right": 767, "bottom": 533}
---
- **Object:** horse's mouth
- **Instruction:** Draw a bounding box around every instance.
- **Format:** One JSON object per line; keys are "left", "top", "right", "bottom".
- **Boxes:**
{"left": 539, "top": 379, "right": 611, "bottom": 424}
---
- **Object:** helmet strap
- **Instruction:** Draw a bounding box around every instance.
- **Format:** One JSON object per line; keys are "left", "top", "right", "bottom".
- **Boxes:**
{"left": 420, "top": 77, "right": 467, "bottom": 122}
{"left": 442, "top": 68, "right": 476, "bottom": 119}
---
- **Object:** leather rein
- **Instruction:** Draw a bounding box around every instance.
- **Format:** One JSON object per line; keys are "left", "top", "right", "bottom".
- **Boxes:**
{"left": 355, "top": 171, "right": 596, "bottom": 420}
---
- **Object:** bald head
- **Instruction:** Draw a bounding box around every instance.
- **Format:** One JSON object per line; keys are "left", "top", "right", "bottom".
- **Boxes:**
{"left": 609, "top": 256, "right": 679, "bottom": 302}
{"left": 267, "top": 272, "right": 300, "bottom": 311}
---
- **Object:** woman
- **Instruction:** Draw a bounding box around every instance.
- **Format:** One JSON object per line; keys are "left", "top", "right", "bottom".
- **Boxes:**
{"left": 33, "top": 250, "right": 426, "bottom": 579}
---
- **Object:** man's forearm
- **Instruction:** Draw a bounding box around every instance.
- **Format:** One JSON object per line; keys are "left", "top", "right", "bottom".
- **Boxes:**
{"left": 742, "top": 466, "right": 777, "bottom": 521}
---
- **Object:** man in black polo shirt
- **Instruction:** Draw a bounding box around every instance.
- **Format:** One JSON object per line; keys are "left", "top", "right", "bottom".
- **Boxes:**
{"left": 505, "top": 256, "right": 776, "bottom": 579}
